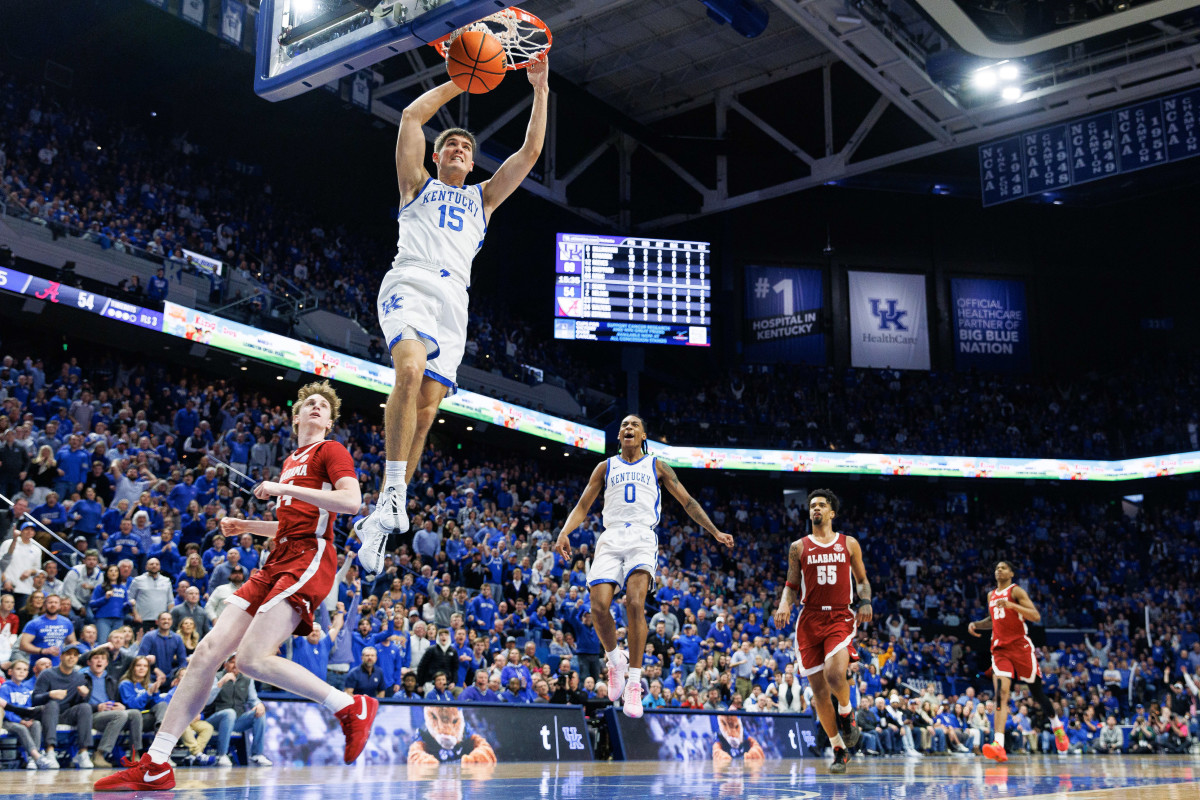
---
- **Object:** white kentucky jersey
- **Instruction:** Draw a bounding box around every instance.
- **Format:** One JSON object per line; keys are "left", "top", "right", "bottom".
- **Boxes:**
{"left": 602, "top": 453, "right": 661, "bottom": 529}
{"left": 391, "top": 177, "right": 487, "bottom": 286}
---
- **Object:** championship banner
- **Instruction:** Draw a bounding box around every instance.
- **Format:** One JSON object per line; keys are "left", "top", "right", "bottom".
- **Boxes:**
{"left": 951, "top": 278, "right": 1031, "bottom": 372}
{"left": 180, "top": 0, "right": 207, "bottom": 27}
{"left": 847, "top": 270, "right": 930, "bottom": 370}
{"left": 605, "top": 708, "right": 820, "bottom": 761}
{"left": 219, "top": 0, "right": 245, "bottom": 46}
{"left": 264, "top": 699, "right": 593, "bottom": 764}
{"left": 742, "top": 266, "right": 824, "bottom": 364}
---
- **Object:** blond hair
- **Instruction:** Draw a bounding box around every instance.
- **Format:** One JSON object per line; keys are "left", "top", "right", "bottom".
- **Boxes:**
{"left": 292, "top": 379, "right": 342, "bottom": 436}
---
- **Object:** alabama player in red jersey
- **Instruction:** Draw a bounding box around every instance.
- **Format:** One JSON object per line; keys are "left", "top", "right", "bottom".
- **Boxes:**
{"left": 774, "top": 489, "right": 872, "bottom": 774}
{"left": 968, "top": 560, "right": 1068, "bottom": 761}
{"left": 95, "top": 381, "right": 377, "bottom": 791}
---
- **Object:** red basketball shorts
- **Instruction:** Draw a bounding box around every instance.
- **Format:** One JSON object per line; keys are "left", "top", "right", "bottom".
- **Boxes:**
{"left": 227, "top": 536, "right": 336, "bottom": 636}
{"left": 795, "top": 609, "right": 857, "bottom": 677}
{"left": 991, "top": 641, "right": 1041, "bottom": 683}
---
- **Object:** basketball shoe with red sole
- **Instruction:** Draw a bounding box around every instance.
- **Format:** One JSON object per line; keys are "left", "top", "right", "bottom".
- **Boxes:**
{"left": 982, "top": 742, "right": 1008, "bottom": 762}
{"left": 93, "top": 753, "right": 175, "bottom": 792}
{"left": 336, "top": 694, "right": 379, "bottom": 763}
{"left": 1053, "top": 726, "right": 1069, "bottom": 753}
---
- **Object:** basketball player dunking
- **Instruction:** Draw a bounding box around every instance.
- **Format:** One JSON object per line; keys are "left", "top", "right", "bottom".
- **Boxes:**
{"left": 355, "top": 56, "right": 550, "bottom": 572}
{"left": 773, "top": 489, "right": 870, "bottom": 774}
{"left": 554, "top": 415, "right": 733, "bottom": 718}
{"left": 94, "top": 382, "right": 376, "bottom": 791}
{"left": 968, "top": 560, "right": 1069, "bottom": 761}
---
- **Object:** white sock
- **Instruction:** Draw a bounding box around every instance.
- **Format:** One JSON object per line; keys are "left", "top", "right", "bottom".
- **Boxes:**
{"left": 627, "top": 667, "right": 642, "bottom": 684}
{"left": 148, "top": 732, "right": 177, "bottom": 764}
{"left": 1051, "top": 716, "right": 1064, "bottom": 730}
{"left": 994, "top": 732, "right": 1005, "bottom": 747}
{"left": 323, "top": 687, "right": 353, "bottom": 713}
{"left": 385, "top": 461, "right": 406, "bottom": 492}
{"left": 830, "top": 734, "right": 845, "bottom": 749}
{"left": 606, "top": 649, "right": 622, "bottom": 665}
{"left": 838, "top": 702, "right": 852, "bottom": 715}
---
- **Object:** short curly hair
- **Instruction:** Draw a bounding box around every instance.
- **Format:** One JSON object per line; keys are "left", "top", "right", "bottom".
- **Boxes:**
{"left": 292, "top": 380, "right": 341, "bottom": 436}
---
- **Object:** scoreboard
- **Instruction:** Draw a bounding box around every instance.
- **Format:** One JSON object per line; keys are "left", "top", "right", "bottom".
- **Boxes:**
{"left": 552, "top": 233, "right": 711, "bottom": 347}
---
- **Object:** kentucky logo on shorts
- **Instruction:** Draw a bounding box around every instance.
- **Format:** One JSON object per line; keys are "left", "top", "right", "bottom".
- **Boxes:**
{"left": 381, "top": 293, "right": 404, "bottom": 315}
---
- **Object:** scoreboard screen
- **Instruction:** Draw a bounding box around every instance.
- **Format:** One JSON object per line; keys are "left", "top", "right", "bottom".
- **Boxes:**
{"left": 552, "top": 233, "right": 711, "bottom": 347}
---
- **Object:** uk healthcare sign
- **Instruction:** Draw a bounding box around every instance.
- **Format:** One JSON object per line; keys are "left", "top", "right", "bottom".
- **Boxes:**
{"left": 847, "top": 271, "right": 930, "bottom": 370}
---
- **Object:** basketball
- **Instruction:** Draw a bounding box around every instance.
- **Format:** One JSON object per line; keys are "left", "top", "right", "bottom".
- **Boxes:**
{"left": 446, "top": 30, "right": 506, "bottom": 94}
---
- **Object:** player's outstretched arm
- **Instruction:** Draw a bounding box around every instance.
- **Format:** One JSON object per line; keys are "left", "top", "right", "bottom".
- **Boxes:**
{"left": 848, "top": 536, "right": 873, "bottom": 627}
{"left": 396, "top": 81, "right": 464, "bottom": 197}
{"left": 554, "top": 459, "right": 605, "bottom": 561}
{"left": 481, "top": 56, "right": 549, "bottom": 217}
{"left": 967, "top": 616, "right": 993, "bottom": 636}
{"left": 220, "top": 517, "right": 279, "bottom": 540}
{"left": 773, "top": 539, "right": 803, "bottom": 630}
{"left": 253, "top": 475, "right": 362, "bottom": 515}
{"left": 657, "top": 460, "right": 733, "bottom": 546}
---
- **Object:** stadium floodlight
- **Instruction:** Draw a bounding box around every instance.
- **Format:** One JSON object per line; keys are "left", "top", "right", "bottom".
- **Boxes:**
{"left": 997, "top": 63, "right": 1019, "bottom": 81}
{"left": 973, "top": 68, "right": 998, "bottom": 90}
{"left": 1001, "top": 86, "right": 1022, "bottom": 101}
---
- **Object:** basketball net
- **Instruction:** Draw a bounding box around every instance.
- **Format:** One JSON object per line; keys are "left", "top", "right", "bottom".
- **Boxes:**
{"left": 431, "top": 7, "right": 552, "bottom": 70}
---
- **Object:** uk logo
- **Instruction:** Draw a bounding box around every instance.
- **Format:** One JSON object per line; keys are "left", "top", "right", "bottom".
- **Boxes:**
{"left": 562, "top": 726, "right": 585, "bottom": 750}
{"left": 869, "top": 298, "right": 908, "bottom": 331}
{"left": 381, "top": 294, "right": 404, "bottom": 315}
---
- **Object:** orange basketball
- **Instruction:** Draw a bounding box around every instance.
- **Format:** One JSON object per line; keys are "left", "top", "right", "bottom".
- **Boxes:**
{"left": 446, "top": 30, "right": 506, "bottom": 94}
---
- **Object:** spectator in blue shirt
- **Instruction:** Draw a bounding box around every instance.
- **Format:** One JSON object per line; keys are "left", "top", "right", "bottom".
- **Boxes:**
{"left": 233, "top": 533, "right": 260, "bottom": 571}
{"left": 202, "top": 534, "right": 228, "bottom": 572}
{"left": 499, "top": 675, "right": 531, "bottom": 703}
{"left": 459, "top": 669, "right": 501, "bottom": 702}
{"left": 137, "top": 612, "right": 188, "bottom": 681}
{"left": 69, "top": 487, "right": 105, "bottom": 539}
{"left": 90, "top": 564, "right": 134, "bottom": 643}
{"left": 150, "top": 531, "right": 183, "bottom": 577}
{"left": 19, "top": 593, "right": 78, "bottom": 666}
{"left": 291, "top": 613, "right": 341, "bottom": 681}
{"left": 167, "top": 473, "right": 197, "bottom": 513}
{"left": 118, "top": 655, "right": 167, "bottom": 726}
{"left": 709, "top": 615, "right": 733, "bottom": 653}
{"left": 345, "top": 647, "right": 386, "bottom": 698}
{"left": 31, "top": 493, "right": 68, "bottom": 533}
{"left": 467, "top": 585, "right": 497, "bottom": 633}
{"left": 426, "top": 672, "right": 455, "bottom": 703}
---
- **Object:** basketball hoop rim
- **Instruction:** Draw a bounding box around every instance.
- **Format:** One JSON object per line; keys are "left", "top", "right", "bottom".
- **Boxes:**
{"left": 429, "top": 6, "right": 552, "bottom": 71}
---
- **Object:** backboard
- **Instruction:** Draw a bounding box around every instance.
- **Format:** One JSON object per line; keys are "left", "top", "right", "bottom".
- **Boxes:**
{"left": 255, "top": 0, "right": 510, "bottom": 102}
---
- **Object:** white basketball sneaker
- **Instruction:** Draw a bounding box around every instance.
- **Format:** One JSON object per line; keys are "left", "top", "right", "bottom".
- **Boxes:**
{"left": 622, "top": 680, "right": 644, "bottom": 719}
{"left": 606, "top": 650, "right": 629, "bottom": 702}
{"left": 354, "top": 486, "right": 408, "bottom": 573}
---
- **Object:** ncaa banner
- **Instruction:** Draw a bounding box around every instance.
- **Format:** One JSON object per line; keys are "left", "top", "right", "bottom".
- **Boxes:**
{"left": 847, "top": 271, "right": 930, "bottom": 370}
{"left": 743, "top": 266, "right": 825, "bottom": 364}
{"left": 180, "top": 0, "right": 206, "bottom": 27}
{"left": 951, "top": 278, "right": 1031, "bottom": 372}
{"left": 220, "top": 0, "right": 245, "bottom": 46}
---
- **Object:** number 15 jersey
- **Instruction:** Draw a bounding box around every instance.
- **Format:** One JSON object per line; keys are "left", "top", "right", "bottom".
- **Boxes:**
{"left": 391, "top": 178, "right": 487, "bottom": 287}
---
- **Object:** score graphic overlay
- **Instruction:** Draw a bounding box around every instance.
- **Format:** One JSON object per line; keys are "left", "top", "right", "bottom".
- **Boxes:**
{"left": 553, "top": 233, "right": 711, "bottom": 347}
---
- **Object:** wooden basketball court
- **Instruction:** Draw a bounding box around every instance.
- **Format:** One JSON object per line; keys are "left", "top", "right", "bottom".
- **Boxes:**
{"left": 3, "top": 754, "right": 1195, "bottom": 799}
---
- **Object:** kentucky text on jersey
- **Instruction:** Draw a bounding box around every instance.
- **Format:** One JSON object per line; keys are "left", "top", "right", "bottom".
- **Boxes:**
{"left": 420, "top": 187, "right": 480, "bottom": 218}
{"left": 805, "top": 552, "right": 847, "bottom": 564}
{"left": 608, "top": 469, "right": 656, "bottom": 489}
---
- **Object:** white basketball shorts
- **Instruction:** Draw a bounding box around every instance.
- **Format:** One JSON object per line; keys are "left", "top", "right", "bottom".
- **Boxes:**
{"left": 376, "top": 261, "right": 468, "bottom": 395}
{"left": 586, "top": 523, "right": 658, "bottom": 590}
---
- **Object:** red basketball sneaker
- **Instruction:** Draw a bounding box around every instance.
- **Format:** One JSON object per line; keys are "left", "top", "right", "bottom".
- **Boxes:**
{"left": 93, "top": 753, "right": 175, "bottom": 791}
{"left": 982, "top": 742, "right": 1008, "bottom": 763}
{"left": 336, "top": 694, "right": 379, "bottom": 764}
{"left": 1053, "top": 725, "right": 1069, "bottom": 753}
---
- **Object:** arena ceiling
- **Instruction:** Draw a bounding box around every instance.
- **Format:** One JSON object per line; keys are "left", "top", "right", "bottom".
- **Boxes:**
{"left": 22, "top": 0, "right": 1200, "bottom": 228}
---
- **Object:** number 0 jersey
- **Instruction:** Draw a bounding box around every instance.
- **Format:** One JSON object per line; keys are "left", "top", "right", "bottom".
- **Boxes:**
{"left": 601, "top": 453, "right": 661, "bottom": 530}
{"left": 391, "top": 177, "right": 487, "bottom": 287}
{"left": 799, "top": 532, "right": 854, "bottom": 611}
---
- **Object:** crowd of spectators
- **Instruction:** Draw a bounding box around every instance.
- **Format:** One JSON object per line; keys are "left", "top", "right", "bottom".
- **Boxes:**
{"left": 8, "top": 72, "right": 1200, "bottom": 458}
{"left": 0, "top": 342, "right": 1197, "bottom": 768}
